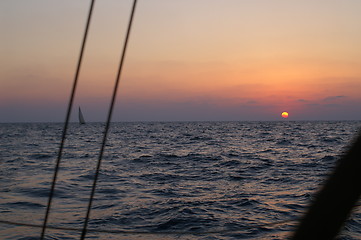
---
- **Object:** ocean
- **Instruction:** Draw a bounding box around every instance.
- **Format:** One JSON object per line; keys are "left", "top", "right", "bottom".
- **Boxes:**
{"left": 1, "top": 121, "right": 361, "bottom": 240}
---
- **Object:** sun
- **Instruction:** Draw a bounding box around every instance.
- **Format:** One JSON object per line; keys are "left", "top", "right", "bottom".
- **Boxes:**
{"left": 281, "top": 112, "right": 289, "bottom": 118}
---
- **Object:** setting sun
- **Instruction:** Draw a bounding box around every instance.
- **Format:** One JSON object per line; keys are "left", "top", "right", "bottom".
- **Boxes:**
{"left": 281, "top": 112, "right": 289, "bottom": 118}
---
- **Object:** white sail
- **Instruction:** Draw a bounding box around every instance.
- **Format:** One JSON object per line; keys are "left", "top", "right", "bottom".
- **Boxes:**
{"left": 79, "top": 107, "right": 85, "bottom": 124}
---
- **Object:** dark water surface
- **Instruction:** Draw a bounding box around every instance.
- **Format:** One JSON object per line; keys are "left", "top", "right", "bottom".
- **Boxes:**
{"left": 1, "top": 121, "right": 361, "bottom": 239}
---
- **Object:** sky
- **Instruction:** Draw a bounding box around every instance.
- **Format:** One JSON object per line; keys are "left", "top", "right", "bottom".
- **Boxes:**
{"left": 1, "top": 0, "right": 361, "bottom": 122}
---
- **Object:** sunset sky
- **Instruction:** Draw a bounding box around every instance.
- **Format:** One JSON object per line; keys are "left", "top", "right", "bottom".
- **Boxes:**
{"left": 1, "top": 0, "right": 361, "bottom": 122}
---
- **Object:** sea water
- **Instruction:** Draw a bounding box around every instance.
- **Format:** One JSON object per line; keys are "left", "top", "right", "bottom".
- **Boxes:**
{"left": 0, "top": 121, "right": 361, "bottom": 240}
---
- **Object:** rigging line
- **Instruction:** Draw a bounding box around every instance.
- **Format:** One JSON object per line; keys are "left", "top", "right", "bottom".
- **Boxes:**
{"left": 0, "top": 217, "right": 298, "bottom": 235}
{"left": 80, "top": 0, "right": 138, "bottom": 239}
{"left": 40, "top": 0, "right": 96, "bottom": 239}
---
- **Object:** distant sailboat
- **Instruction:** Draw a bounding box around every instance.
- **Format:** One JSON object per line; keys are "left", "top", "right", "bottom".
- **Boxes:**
{"left": 78, "top": 107, "right": 85, "bottom": 124}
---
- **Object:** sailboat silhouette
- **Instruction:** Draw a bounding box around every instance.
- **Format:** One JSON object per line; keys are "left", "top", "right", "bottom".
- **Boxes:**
{"left": 78, "top": 107, "right": 85, "bottom": 124}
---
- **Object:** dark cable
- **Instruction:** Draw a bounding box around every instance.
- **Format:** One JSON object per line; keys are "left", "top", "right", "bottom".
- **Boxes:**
{"left": 80, "top": 1, "right": 138, "bottom": 239}
{"left": 40, "top": 0, "right": 96, "bottom": 239}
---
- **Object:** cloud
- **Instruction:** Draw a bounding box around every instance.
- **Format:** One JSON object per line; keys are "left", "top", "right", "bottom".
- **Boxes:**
{"left": 323, "top": 95, "right": 347, "bottom": 102}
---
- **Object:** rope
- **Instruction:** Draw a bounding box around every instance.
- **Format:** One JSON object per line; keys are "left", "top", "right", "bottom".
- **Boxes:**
{"left": 40, "top": 0, "right": 96, "bottom": 239}
{"left": 0, "top": 218, "right": 297, "bottom": 236}
{"left": 80, "top": 1, "right": 138, "bottom": 239}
